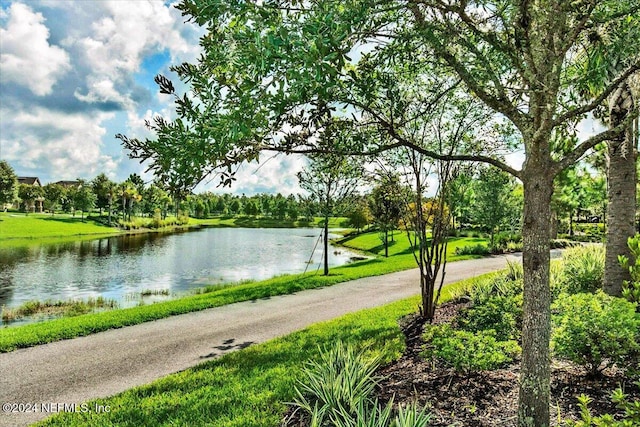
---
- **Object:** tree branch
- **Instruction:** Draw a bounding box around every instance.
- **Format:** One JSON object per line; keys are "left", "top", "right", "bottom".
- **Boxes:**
{"left": 553, "top": 62, "right": 640, "bottom": 126}
{"left": 553, "top": 107, "right": 640, "bottom": 174}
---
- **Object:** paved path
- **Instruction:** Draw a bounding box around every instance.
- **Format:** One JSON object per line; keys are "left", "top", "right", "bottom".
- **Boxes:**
{"left": 0, "top": 254, "right": 523, "bottom": 426}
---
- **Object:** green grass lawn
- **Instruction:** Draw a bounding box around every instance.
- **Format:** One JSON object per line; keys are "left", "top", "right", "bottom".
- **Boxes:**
{"left": 34, "top": 273, "right": 494, "bottom": 427}
{"left": 0, "top": 212, "right": 119, "bottom": 241}
{"left": 338, "top": 229, "right": 488, "bottom": 260}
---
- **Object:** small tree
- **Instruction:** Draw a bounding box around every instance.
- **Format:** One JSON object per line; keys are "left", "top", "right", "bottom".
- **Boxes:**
{"left": 298, "top": 153, "right": 362, "bottom": 275}
{"left": 229, "top": 199, "right": 241, "bottom": 215}
{"left": 92, "top": 173, "right": 115, "bottom": 217}
{"left": 471, "top": 166, "right": 516, "bottom": 248}
{"left": 73, "top": 181, "right": 97, "bottom": 221}
{"left": 43, "top": 183, "right": 65, "bottom": 216}
{"left": 347, "top": 196, "right": 372, "bottom": 233}
{"left": 0, "top": 160, "right": 18, "bottom": 209}
{"left": 18, "top": 183, "right": 43, "bottom": 214}
{"left": 370, "top": 174, "right": 407, "bottom": 257}
{"left": 244, "top": 200, "right": 259, "bottom": 216}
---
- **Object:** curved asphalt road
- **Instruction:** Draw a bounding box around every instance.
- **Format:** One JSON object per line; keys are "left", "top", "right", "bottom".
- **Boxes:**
{"left": 0, "top": 253, "right": 526, "bottom": 426}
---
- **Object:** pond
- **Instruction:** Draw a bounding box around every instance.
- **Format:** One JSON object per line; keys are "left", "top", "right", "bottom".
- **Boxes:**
{"left": 0, "top": 227, "right": 364, "bottom": 317}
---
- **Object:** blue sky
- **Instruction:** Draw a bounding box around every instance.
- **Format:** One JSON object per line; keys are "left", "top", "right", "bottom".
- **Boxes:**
{"left": 0, "top": 0, "right": 307, "bottom": 194}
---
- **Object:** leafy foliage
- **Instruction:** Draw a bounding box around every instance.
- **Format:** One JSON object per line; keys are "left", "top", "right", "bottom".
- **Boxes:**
{"left": 292, "top": 342, "right": 382, "bottom": 424}
{"left": 0, "top": 160, "right": 18, "bottom": 206}
{"left": 454, "top": 243, "right": 491, "bottom": 256}
{"left": 563, "top": 385, "right": 640, "bottom": 427}
{"left": 422, "top": 324, "right": 521, "bottom": 372}
{"left": 551, "top": 291, "right": 640, "bottom": 375}
{"left": 619, "top": 234, "right": 640, "bottom": 304}
{"left": 292, "top": 342, "right": 431, "bottom": 427}
{"left": 458, "top": 294, "right": 523, "bottom": 341}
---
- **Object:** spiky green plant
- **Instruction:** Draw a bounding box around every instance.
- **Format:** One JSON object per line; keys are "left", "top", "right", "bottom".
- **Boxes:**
{"left": 560, "top": 245, "right": 605, "bottom": 294}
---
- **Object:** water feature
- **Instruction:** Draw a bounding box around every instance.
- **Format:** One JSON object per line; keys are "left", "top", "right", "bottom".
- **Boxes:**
{"left": 0, "top": 227, "right": 364, "bottom": 316}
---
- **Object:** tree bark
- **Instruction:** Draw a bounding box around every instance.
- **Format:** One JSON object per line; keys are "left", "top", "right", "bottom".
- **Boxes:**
{"left": 518, "top": 163, "right": 553, "bottom": 427}
{"left": 604, "top": 81, "right": 636, "bottom": 296}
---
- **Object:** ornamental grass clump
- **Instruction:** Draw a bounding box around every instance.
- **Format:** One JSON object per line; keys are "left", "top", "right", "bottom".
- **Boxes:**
{"left": 559, "top": 245, "right": 605, "bottom": 295}
{"left": 291, "top": 342, "right": 430, "bottom": 427}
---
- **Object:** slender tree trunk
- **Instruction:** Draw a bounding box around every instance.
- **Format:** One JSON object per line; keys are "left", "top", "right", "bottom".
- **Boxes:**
{"left": 518, "top": 164, "right": 553, "bottom": 427}
{"left": 384, "top": 229, "right": 389, "bottom": 257}
{"left": 604, "top": 81, "right": 636, "bottom": 296}
{"left": 569, "top": 210, "right": 574, "bottom": 236}
{"left": 323, "top": 212, "right": 329, "bottom": 276}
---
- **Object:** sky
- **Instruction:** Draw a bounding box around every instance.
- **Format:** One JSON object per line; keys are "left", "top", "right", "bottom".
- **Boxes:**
{"left": 0, "top": 1, "right": 605, "bottom": 196}
{"left": 0, "top": 0, "right": 307, "bottom": 195}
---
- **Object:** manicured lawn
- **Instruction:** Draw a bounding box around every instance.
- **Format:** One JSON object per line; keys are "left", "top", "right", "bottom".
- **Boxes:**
{"left": 35, "top": 273, "right": 493, "bottom": 427}
{"left": 339, "top": 230, "right": 488, "bottom": 260}
{"left": 0, "top": 231, "right": 487, "bottom": 352}
{"left": 0, "top": 212, "right": 118, "bottom": 240}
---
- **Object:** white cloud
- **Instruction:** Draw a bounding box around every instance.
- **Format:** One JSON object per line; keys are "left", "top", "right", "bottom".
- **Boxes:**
{"left": 0, "top": 2, "right": 71, "bottom": 96}
{"left": 0, "top": 107, "right": 120, "bottom": 181}
{"left": 67, "top": 0, "right": 202, "bottom": 108}
{"left": 197, "top": 154, "right": 308, "bottom": 195}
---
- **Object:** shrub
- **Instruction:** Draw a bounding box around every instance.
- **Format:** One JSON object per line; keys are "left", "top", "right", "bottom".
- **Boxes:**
{"left": 505, "top": 241, "right": 523, "bottom": 252}
{"left": 563, "top": 385, "right": 640, "bottom": 426}
{"left": 551, "top": 239, "right": 580, "bottom": 249}
{"left": 469, "top": 265, "right": 522, "bottom": 305}
{"left": 422, "top": 324, "right": 520, "bottom": 372}
{"left": 490, "top": 232, "right": 523, "bottom": 254}
{"left": 619, "top": 234, "right": 640, "bottom": 304}
{"left": 551, "top": 291, "right": 640, "bottom": 375}
{"left": 574, "top": 223, "right": 605, "bottom": 238}
{"left": 560, "top": 245, "right": 605, "bottom": 294}
{"left": 454, "top": 243, "right": 491, "bottom": 256}
{"left": 458, "top": 294, "right": 523, "bottom": 341}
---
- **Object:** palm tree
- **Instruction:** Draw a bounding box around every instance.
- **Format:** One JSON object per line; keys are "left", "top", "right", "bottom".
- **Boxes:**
{"left": 572, "top": 22, "right": 639, "bottom": 295}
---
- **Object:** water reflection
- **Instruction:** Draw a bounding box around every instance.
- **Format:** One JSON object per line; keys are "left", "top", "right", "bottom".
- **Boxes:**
{"left": 0, "top": 228, "right": 362, "bottom": 313}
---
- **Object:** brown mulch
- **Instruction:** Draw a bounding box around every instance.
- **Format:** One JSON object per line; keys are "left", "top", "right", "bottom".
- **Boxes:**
{"left": 283, "top": 300, "right": 639, "bottom": 426}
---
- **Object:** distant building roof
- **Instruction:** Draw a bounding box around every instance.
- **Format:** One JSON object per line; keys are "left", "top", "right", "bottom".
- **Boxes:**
{"left": 17, "top": 177, "right": 41, "bottom": 186}
{"left": 54, "top": 180, "right": 81, "bottom": 188}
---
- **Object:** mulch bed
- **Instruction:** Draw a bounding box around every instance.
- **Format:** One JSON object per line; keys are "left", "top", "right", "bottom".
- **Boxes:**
{"left": 375, "top": 301, "right": 639, "bottom": 426}
{"left": 283, "top": 300, "right": 639, "bottom": 426}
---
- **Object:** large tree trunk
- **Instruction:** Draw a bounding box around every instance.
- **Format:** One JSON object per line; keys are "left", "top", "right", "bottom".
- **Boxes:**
{"left": 604, "top": 81, "right": 636, "bottom": 296}
{"left": 518, "top": 163, "right": 553, "bottom": 427}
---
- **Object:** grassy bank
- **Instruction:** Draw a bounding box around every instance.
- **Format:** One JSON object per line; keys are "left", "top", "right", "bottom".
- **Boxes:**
{"left": 36, "top": 272, "right": 492, "bottom": 427}
{"left": 0, "top": 212, "right": 348, "bottom": 246}
{"left": 0, "top": 233, "right": 486, "bottom": 352}
{"left": 0, "top": 212, "right": 119, "bottom": 241}
{"left": 190, "top": 215, "right": 350, "bottom": 228}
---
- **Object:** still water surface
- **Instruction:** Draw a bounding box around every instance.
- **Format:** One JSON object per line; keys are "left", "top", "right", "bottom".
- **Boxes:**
{"left": 0, "top": 227, "right": 363, "bottom": 312}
